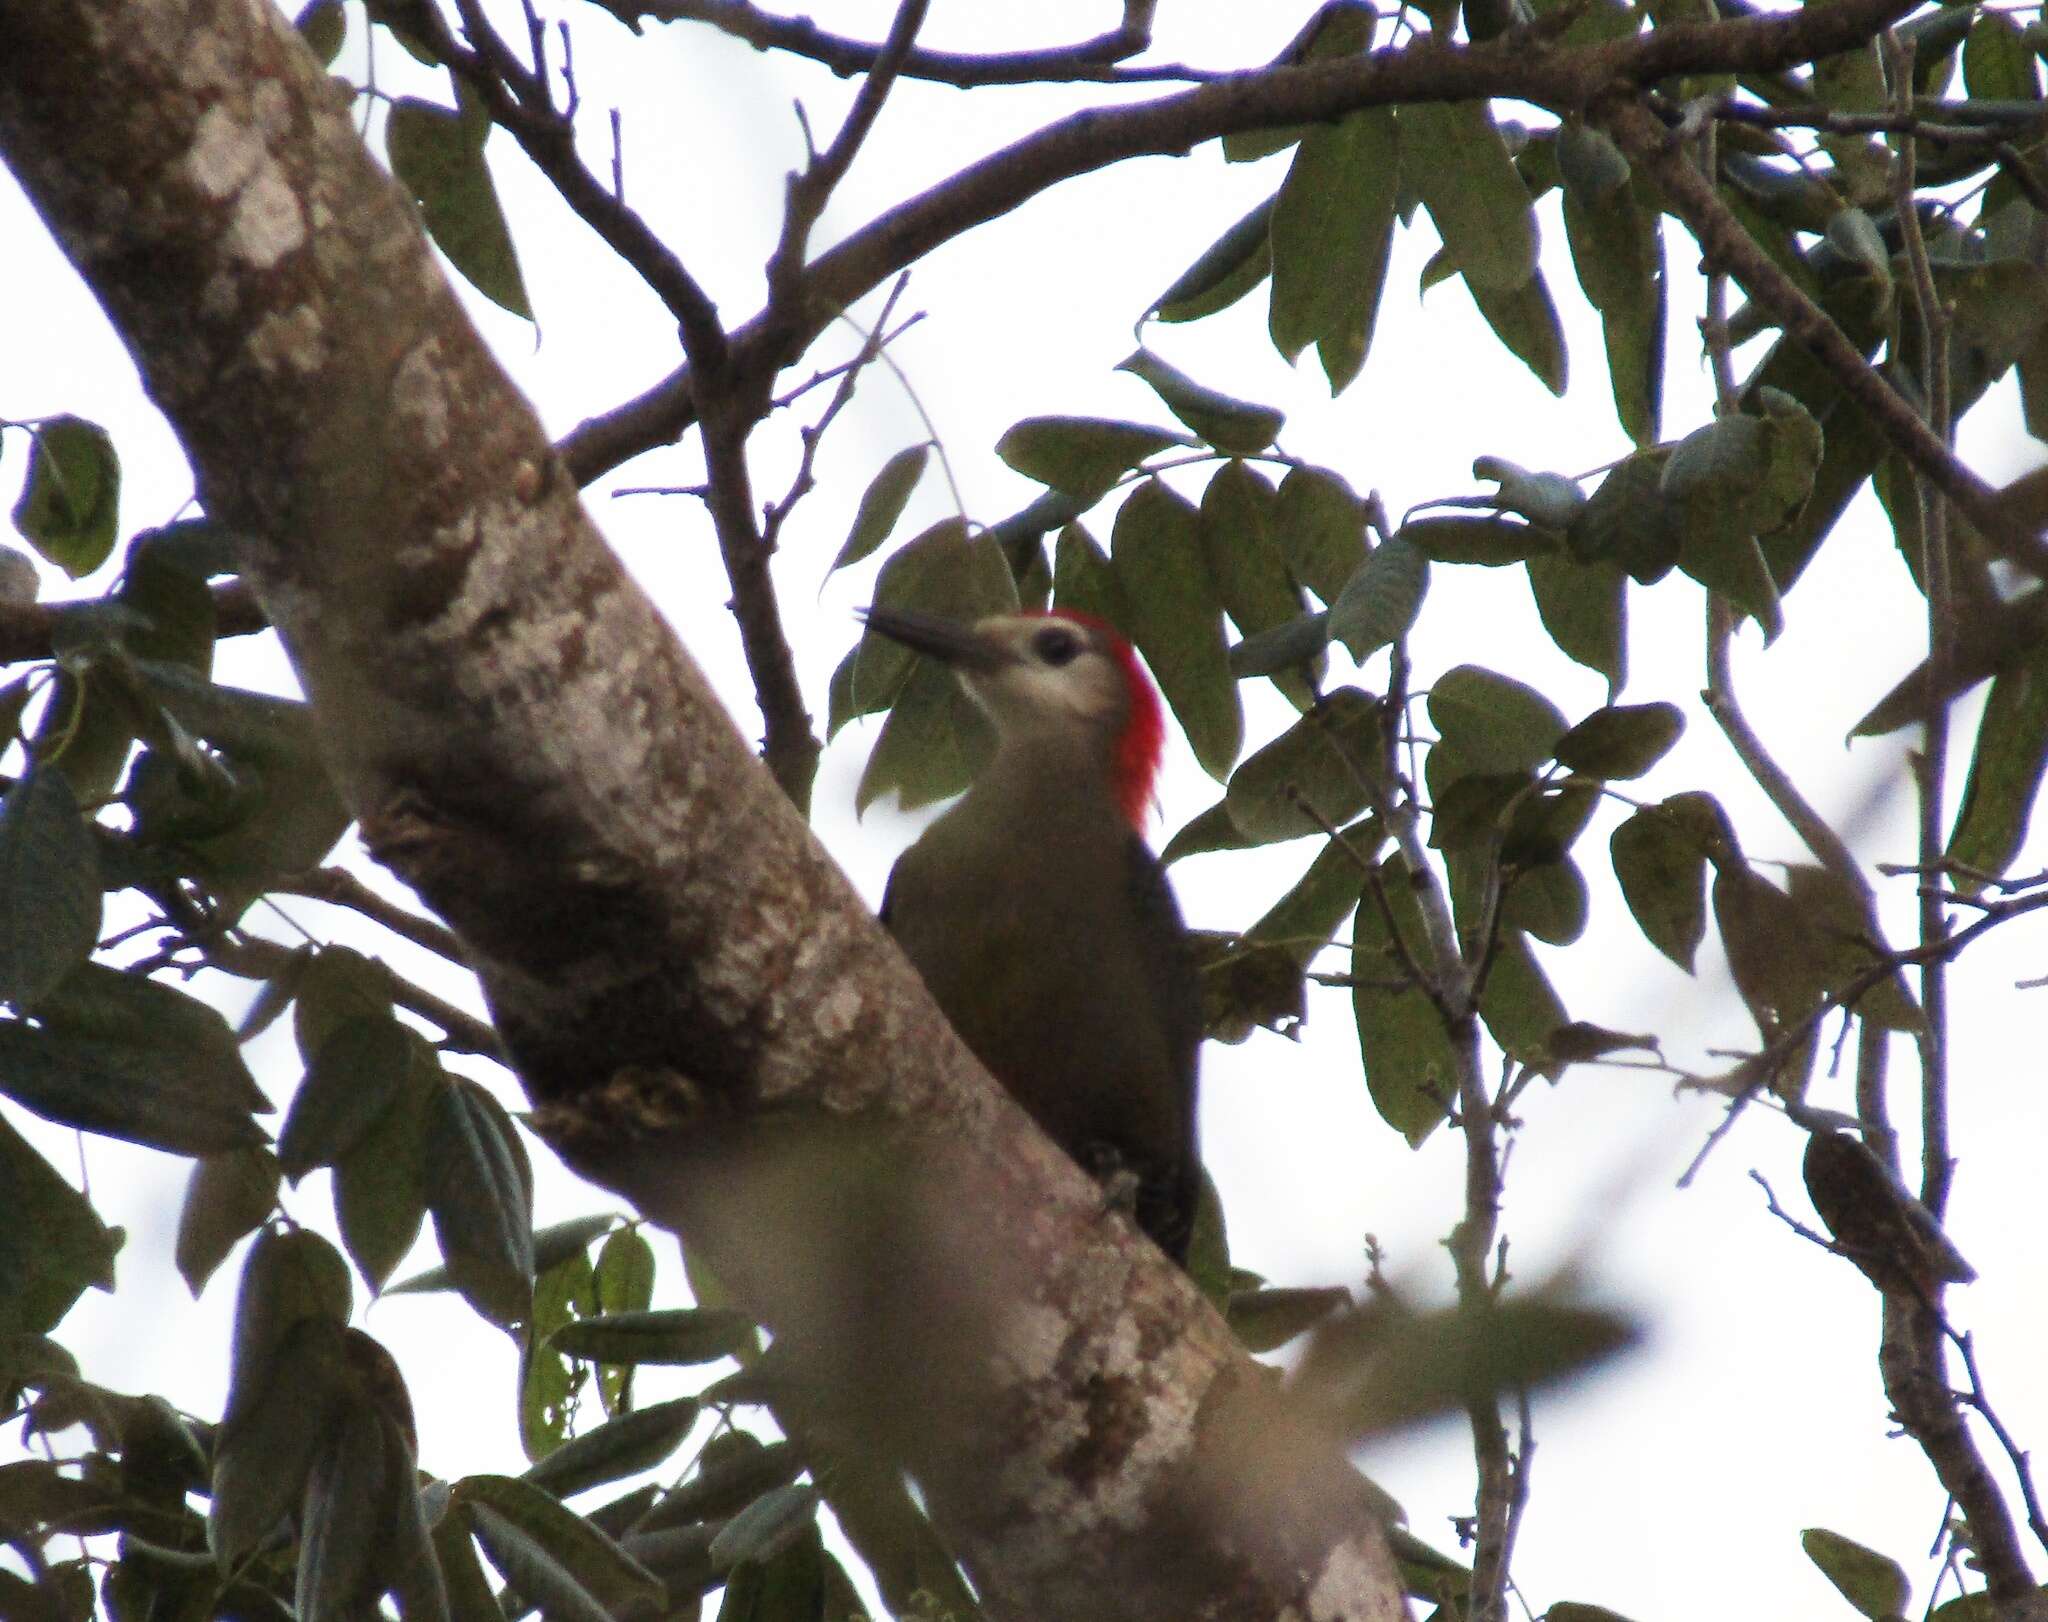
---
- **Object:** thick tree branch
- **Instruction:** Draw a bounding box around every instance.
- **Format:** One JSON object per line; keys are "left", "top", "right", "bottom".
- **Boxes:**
{"left": 0, "top": 5, "right": 1403, "bottom": 1618}
{"left": 559, "top": 0, "right": 1923, "bottom": 484}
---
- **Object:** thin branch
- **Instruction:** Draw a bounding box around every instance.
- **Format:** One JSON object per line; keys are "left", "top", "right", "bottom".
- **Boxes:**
{"left": 269, "top": 866, "right": 470, "bottom": 964}
{"left": 208, "top": 930, "right": 502, "bottom": 1057}
{"left": 768, "top": 0, "right": 929, "bottom": 301}
{"left": 0, "top": 580, "right": 268, "bottom": 666}
{"left": 559, "top": 0, "right": 1927, "bottom": 483}
{"left": 586, "top": 0, "right": 1183, "bottom": 86}
{"left": 1603, "top": 94, "right": 2048, "bottom": 580}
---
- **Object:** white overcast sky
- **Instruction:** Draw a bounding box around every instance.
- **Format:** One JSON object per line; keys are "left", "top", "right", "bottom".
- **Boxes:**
{"left": 5, "top": 3, "right": 2048, "bottom": 1619}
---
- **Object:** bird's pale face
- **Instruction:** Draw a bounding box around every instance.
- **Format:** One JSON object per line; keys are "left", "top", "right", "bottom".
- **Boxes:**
{"left": 955, "top": 615, "right": 1131, "bottom": 742}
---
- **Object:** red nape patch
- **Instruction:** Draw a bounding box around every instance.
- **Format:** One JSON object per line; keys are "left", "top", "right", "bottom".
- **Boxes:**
{"left": 1027, "top": 609, "right": 1165, "bottom": 830}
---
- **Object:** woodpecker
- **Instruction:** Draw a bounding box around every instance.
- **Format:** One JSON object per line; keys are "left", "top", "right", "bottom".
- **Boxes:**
{"left": 862, "top": 606, "right": 1204, "bottom": 1264}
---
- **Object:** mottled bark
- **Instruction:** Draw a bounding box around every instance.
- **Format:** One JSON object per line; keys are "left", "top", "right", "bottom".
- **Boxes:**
{"left": 0, "top": 2, "right": 1404, "bottom": 1616}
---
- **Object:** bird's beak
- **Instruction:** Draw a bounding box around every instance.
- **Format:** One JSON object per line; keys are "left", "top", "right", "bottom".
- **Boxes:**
{"left": 857, "top": 606, "right": 1007, "bottom": 673}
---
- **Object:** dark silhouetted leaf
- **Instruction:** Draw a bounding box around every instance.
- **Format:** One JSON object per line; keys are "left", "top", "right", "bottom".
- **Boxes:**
{"left": 1120, "top": 352, "right": 1283, "bottom": 453}
{"left": 279, "top": 1015, "right": 415, "bottom": 1181}
{"left": 1353, "top": 856, "right": 1456, "bottom": 1144}
{"left": 1610, "top": 794, "right": 1725, "bottom": 971}
{"left": 524, "top": 1396, "right": 700, "bottom": 1499}
{"left": 0, "top": 766, "right": 101, "bottom": 1010}
{"left": 175, "top": 1147, "right": 280, "bottom": 1297}
{"left": 458, "top": 1474, "right": 663, "bottom": 1619}
{"left": 1947, "top": 647, "right": 2048, "bottom": 889}
{"left": 1403, "top": 102, "right": 1537, "bottom": 292}
{"left": 1527, "top": 553, "right": 1628, "bottom": 697}
{"left": 1401, "top": 515, "right": 1556, "bottom": 567}
{"left": 1270, "top": 106, "right": 1400, "bottom": 364}
{"left": 425, "top": 1079, "right": 533, "bottom": 1328}
{"left": 1152, "top": 192, "right": 1276, "bottom": 323}
{"left": 550, "top": 1307, "right": 758, "bottom": 1367}
{"left": 1553, "top": 703, "right": 1682, "bottom": 779}
{"left": 0, "top": 1113, "right": 118, "bottom": 1337}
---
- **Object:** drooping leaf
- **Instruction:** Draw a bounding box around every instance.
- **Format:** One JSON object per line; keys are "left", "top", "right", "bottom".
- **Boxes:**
{"left": 425, "top": 1078, "right": 534, "bottom": 1328}
{"left": 1947, "top": 646, "right": 2048, "bottom": 888}
{"left": 1270, "top": 107, "right": 1400, "bottom": 369}
{"left": 830, "top": 446, "right": 929, "bottom": 574}
{"left": 591, "top": 1227, "right": 656, "bottom": 1414}
{"left": 210, "top": 1314, "right": 351, "bottom": 1567}
{"left": 1527, "top": 553, "right": 1628, "bottom": 696}
{"left": 523, "top": 1395, "right": 700, "bottom": 1499}
{"left": 12, "top": 417, "right": 120, "bottom": 580}
{"left": 521, "top": 1245, "right": 596, "bottom": 1463}
{"left": 1571, "top": 447, "right": 1681, "bottom": 583}
{"left": 1353, "top": 858, "right": 1457, "bottom": 1144}
{"left": 1477, "top": 933, "right": 1569, "bottom": 1067}
{"left": 0, "top": 766, "right": 101, "bottom": 1010}
{"left": 1402, "top": 102, "right": 1538, "bottom": 292}
{"left": 1119, "top": 352, "right": 1283, "bottom": 453}
{"left": 296, "top": 0, "right": 347, "bottom": 65}
{"left": 386, "top": 94, "right": 532, "bottom": 319}
{"left": 1151, "top": 192, "right": 1276, "bottom": 324}
{"left": 1275, "top": 467, "right": 1368, "bottom": 605}
{"left": 1199, "top": 462, "right": 1315, "bottom": 706}
{"left": 1112, "top": 479, "right": 1242, "bottom": 778}
{"left": 1609, "top": 793, "right": 1725, "bottom": 971}
{"left": 279, "top": 1015, "right": 416, "bottom": 1182}
{"left": 1563, "top": 173, "right": 1666, "bottom": 446}
{"left": 332, "top": 1036, "right": 436, "bottom": 1292}
{"left": 1223, "top": 3, "right": 1378, "bottom": 161}
{"left": 1467, "top": 266, "right": 1569, "bottom": 395}
{"left": 175, "top": 1147, "right": 281, "bottom": 1297}
{"left": 0, "top": 1113, "right": 119, "bottom": 1337}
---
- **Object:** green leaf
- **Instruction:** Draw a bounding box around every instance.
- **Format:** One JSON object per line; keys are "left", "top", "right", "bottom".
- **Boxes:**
{"left": 524, "top": 1396, "right": 700, "bottom": 1499}
{"left": 995, "top": 418, "right": 1190, "bottom": 505}
{"left": 1228, "top": 611, "right": 1332, "bottom": 682}
{"left": 1403, "top": 102, "right": 1537, "bottom": 292}
{"left": 1428, "top": 665, "right": 1568, "bottom": 775}
{"left": 521, "top": 1245, "right": 595, "bottom": 1462}
{"left": 642, "top": 1436, "right": 803, "bottom": 1533}
{"left": 1477, "top": 932, "right": 1569, "bottom": 1066}
{"left": 332, "top": 1036, "right": 435, "bottom": 1292}
{"left": 1948, "top": 647, "right": 2048, "bottom": 887}
{"left": 1963, "top": 11, "right": 2040, "bottom": 101}
{"left": 121, "top": 531, "right": 219, "bottom": 676}
{"left": 710, "top": 1484, "right": 822, "bottom": 1572}
{"left": 1353, "top": 857, "right": 1457, "bottom": 1144}
{"left": 297, "top": 1402, "right": 397, "bottom": 1622}
{"left": 1609, "top": 793, "right": 1723, "bottom": 971}
{"left": 1328, "top": 538, "right": 1428, "bottom": 660}
{"left": 1051, "top": 521, "right": 1132, "bottom": 628}
{"left": 1571, "top": 447, "right": 1681, "bottom": 583}
{"left": 1564, "top": 175, "right": 1666, "bottom": 446}
{"left": 1553, "top": 703, "right": 1682, "bottom": 779}
{"left": 1160, "top": 798, "right": 1253, "bottom": 865}
{"left": 850, "top": 519, "right": 1017, "bottom": 716}
{"left": 1528, "top": 554, "right": 1628, "bottom": 696}
{"left": 1113, "top": 479, "right": 1242, "bottom": 778}
{"left": 174, "top": 1147, "right": 280, "bottom": 1297}
{"left": 0, "top": 765, "right": 102, "bottom": 1010}
{"left": 1468, "top": 267, "right": 1569, "bottom": 395}
{"left": 855, "top": 657, "right": 991, "bottom": 817}
{"left": 1223, "top": 688, "right": 1380, "bottom": 842}
{"left": 549, "top": 1307, "right": 758, "bottom": 1366}
{"left": 295, "top": 0, "right": 347, "bottom": 65}
{"left": 279, "top": 1015, "right": 415, "bottom": 1181}
{"left": 12, "top": 417, "right": 120, "bottom": 579}
{"left": 1223, "top": 3, "right": 1377, "bottom": 161}
{"left": 386, "top": 95, "right": 532, "bottom": 319}
{"left": 221, "top": 1227, "right": 352, "bottom": 1436}
{"left": 1270, "top": 107, "right": 1400, "bottom": 364}
{"left": 294, "top": 945, "right": 398, "bottom": 1064}
{"left": 1801, "top": 1528, "right": 1910, "bottom": 1621}
{"left": 1400, "top": 515, "right": 1557, "bottom": 567}
{"left": 1151, "top": 192, "right": 1276, "bottom": 323}
{"left": 1199, "top": 463, "right": 1315, "bottom": 706}
{"left": 425, "top": 1078, "right": 534, "bottom": 1328}
{"left": 457, "top": 1474, "right": 664, "bottom": 1619}
{"left": 0, "top": 1010, "right": 268, "bottom": 1157}
{"left": 1274, "top": 467, "right": 1367, "bottom": 605}
{"left": 592, "top": 1227, "right": 656, "bottom": 1413}
{"left": 1119, "top": 352, "right": 1283, "bottom": 453}
{"left": 830, "top": 446, "right": 928, "bottom": 574}
{"left": 210, "top": 1315, "right": 350, "bottom": 1567}
{"left": 0, "top": 1113, "right": 118, "bottom": 1337}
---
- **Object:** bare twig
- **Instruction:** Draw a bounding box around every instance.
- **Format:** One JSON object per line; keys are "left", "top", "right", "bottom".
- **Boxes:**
{"left": 585, "top": 0, "right": 1186, "bottom": 86}
{"left": 270, "top": 866, "right": 470, "bottom": 964}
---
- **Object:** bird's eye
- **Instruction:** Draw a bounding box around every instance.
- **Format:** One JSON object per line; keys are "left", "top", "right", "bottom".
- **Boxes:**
{"left": 1032, "top": 625, "right": 1082, "bottom": 666}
